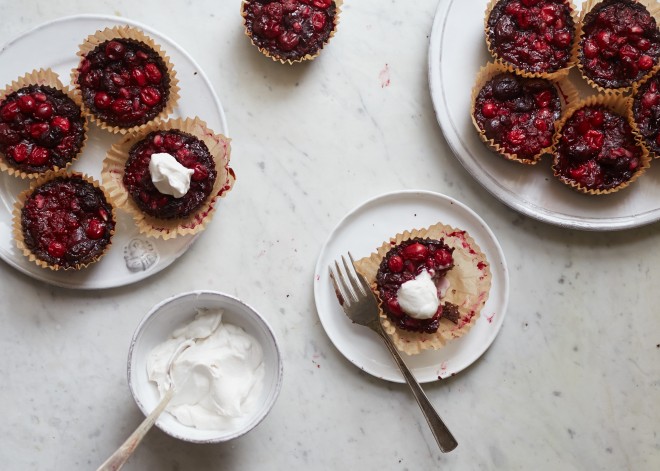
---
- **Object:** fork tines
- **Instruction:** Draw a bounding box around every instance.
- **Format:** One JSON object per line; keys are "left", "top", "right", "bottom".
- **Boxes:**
{"left": 329, "top": 252, "right": 369, "bottom": 306}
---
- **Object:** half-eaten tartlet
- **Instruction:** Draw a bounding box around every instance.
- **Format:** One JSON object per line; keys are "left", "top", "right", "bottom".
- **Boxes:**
{"left": 552, "top": 94, "right": 649, "bottom": 194}
{"left": 0, "top": 69, "right": 87, "bottom": 179}
{"left": 12, "top": 171, "right": 116, "bottom": 270}
{"left": 241, "top": 0, "right": 342, "bottom": 64}
{"left": 72, "top": 26, "right": 179, "bottom": 134}
{"left": 630, "top": 68, "right": 660, "bottom": 158}
{"left": 354, "top": 223, "right": 492, "bottom": 355}
{"left": 102, "top": 117, "right": 234, "bottom": 239}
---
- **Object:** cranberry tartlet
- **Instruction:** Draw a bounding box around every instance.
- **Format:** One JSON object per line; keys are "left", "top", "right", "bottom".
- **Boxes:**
{"left": 485, "top": 0, "right": 578, "bottom": 77}
{"left": 74, "top": 26, "right": 179, "bottom": 133}
{"left": 631, "top": 69, "right": 660, "bottom": 157}
{"left": 354, "top": 223, "right": 492, "bottom": 355}
{"left": 553, "top": 97, "right": 649, "bottom": 193}
{"left": 241, "top": 0, "right": 341, "bottom": 63}
{"left": 13, "top": 171, "right": 115, "bottom": 270}
{"left": 472, "top": 64, "right": 571, "bottom": 163}
{"left": 102, "top": 117, "right": 235, "bottom": 239}
{"left": 578, "top": 0, "right": 660, "bottom": 91}
{"left": 0, "top": 69, "right": 86, "bottom": 178}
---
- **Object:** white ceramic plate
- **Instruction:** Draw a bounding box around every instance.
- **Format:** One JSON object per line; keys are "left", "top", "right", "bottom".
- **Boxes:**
{"left": 313, "top": 191, "right": 509, "bottom": 384}
{"left": 0, "top": 15, "right": 228, "bottom": 289}
{"left": 429, "top": 0, "right": 660, "bottom": 231}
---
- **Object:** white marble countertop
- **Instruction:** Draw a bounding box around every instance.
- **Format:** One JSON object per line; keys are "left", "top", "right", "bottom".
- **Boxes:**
{"left": 0, "top": 0, "right": 659, "bottom": 470}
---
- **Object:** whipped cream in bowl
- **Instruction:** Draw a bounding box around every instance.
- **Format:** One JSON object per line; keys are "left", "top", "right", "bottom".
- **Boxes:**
{"left": 128, "top": 291, "right": 283, "bottom": 443}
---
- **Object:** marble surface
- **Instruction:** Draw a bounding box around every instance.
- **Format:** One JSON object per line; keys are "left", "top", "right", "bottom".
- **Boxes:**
{"left": 0, "top": 0, "right": 659, "bottom": 470}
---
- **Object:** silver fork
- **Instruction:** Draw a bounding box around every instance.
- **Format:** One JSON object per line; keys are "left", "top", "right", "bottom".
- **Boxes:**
{"left": 329, "top": 253, "right": 458, "bottom": 453}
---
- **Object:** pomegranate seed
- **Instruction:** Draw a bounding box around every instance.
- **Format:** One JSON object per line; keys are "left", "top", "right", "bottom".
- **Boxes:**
{"left": 583, "top": 39, "right": 599, "bottom": 59}
{"left": 313, "top": 0, "right": 331, "bottom": 7}
{"left": 144, "top": 63, "right": 163, "bottom": 83}
{"left": 111, "top": 99, "right": 132, "bottom": 115}
{"left": 29, "top": 122, "right": 50, "bottom": 138}
{"left": 387, "top": 255, "right": 404, "bottom": 273}
{"left": 164, "top": 134, "right": 183, "bottom": 150}
{"left": 131, "top": 68, "right": 148, "bottom": 86}
{"left": 553, "top": 31, "right": 572, "bottom": 49}
{"left": 118, "top": 87, "right": 131, "bottom": 99}
{"left": 434, "top": 249, "right": 453, "bottom": 267}
{"left": 17, "top": 95, "right": 36, "bottom": 112}
{"left": 105, "top": 40, "right": 126, "bottom": 60}
{"left": 191, "top": 163, "right": 209, "bottom": 181}
{"left": 278, "top": 31, "right": 300, "bottom": 51}
{"left": 9, "top": 143, "right": 29, "bottom": 162}
{"left": 584, "top": 130, "right": 604, "bottom": 150}
{"left": 637, "top": 38, "right": 651, "bottom": 51}
{"left": 136, "top": 50, "right": 148, "bottom": 60}
{"left": 48, "top": 241, "right": 67, "bottom": 259}
{"left": 51, "top": 116, "right": 70, "bottom": 132}
{"left": 140, "top": 87, "right": 161, "bottom": 107}
{"left": 28, "top": 146, "right": 50, "bottom": 165}
{"left": 507, "top": 129, "right": 526, "bottom": 145}
{"left": 1, "top": 102, "right": 20, "bottom": 121}
{"left": 94, "top": 92, "right": 112, "bottom": 109}
{"left": 386, "top": 297, "right": 403, "bottom": 317}
{"left": 33, "top": 92, "right": 47, "bottom": 102}
{"left": 34, "top": 102, "right": 53, "bottom": 119}
{"left": 402, "top": 243, "right": 428, "bottom": 261}
{"left": 642, "top": 92, "right": 659, "bottom": 109}
{"left": 85, "top": 218, "right": 105, "bottom": 239}
{"left": 312, "top": 12, "right": 326, "bottom": 31}
{"left": 639, "top": 55, "right": 654, "bottom": 70}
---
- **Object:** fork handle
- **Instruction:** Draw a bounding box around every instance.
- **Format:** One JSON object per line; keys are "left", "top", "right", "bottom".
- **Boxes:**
{"left": 379, "top": 330, "right": 458, "bottom": 453}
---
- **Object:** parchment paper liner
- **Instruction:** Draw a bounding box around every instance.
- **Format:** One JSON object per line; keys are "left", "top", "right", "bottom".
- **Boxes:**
{"left": 0, "top": 69, "right": 88, "bottom": 180}
{"left": 629, "top": 67, "right": 660, "bottom": 159}
{"left": 240, "top": 0, "right": 343, "bottom": 65}
{"left": 471, "top": 61, "right": 579, "bottom": 164}
{"left": 551, "top": 93, "right": 650, "bottom": 194}
{"left": 12, "top": 170, "right": 116, "bottom": 271}
{"left": 484, "top": 0, "right": 580, "bottom": 80}
{"left": 576, "top": 0, "right": 660, "bottom": 94}
{"left": 101, "top": 117, "right": 234, "bottom": 240}
{"left": 354, "top": 223, "right": 492, "bottom": 356}
{"left": 71, "top": 26, "right": 180, "bottom": 135}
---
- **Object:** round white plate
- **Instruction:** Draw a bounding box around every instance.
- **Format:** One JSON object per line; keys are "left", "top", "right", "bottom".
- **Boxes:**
{"left": 0, "top": 15, "right": 228, "bottom": 289}
{"left": 429, "top": 0, "right": 660, "bottom": 231}
{"left": 313, "top": 191, "right": 509, "bottom": 384}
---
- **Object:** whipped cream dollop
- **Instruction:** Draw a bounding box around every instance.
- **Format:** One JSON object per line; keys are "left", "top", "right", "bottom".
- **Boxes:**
{"left": 149, "top": 152, "right": 194, "bottom": 198}
{"left": 147, "top": 308, "right": 264, "bottom": 431}
{"left": 396, "top": 270, "right": 442, "bottom": 319}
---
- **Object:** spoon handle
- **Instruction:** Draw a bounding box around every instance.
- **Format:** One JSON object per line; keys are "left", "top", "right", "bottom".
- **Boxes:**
{"left": 379, "top": 329, "right": 458, "bottom": 453}
{"left": 96, "top": 387, "right": 174, "bottom": 471}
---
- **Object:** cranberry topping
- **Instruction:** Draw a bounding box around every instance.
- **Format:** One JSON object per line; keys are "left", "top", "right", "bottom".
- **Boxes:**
{"left": 375, "top": 238, "right": 455, "bottom": 334}
{"left": 554, "top": 105, "right": 643, "bottom": 190}
{"left": 487, "top": 0, "right": 576, "bottom": 73}
{"left": 243, "top": 0, "right": 338, "bottom": 61}
{"left": 76, "top": 38, "right": 170, "bottom": 128}
{"left": 123, "top": 130, "right": 217, "bottom": 219}
{"left": 580, "top": 0, "right": 660, "bottom": 89}
{"left": 632, "top": 71, "right": 660, "bottom": 154}
{"left": 0, "top": 85, "right": 85, "bottom": 173}
{"left": 474, "top": 73, "right": 561, "bottom": 159}
{"left": 20, "top": 175, "right": 115, "bottom": 268}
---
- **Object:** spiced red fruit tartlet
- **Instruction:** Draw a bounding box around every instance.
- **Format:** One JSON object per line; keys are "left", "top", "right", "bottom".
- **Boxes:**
{"left": 13, "top": 172, "right": 115, "bottom": 270}
{"left": 354, "top": 223, "right": 492, "bottom": 355}
{"left": 0, "top": 83, "right": 86, "bottom": 178}
{"left": 579, "top": 0, "right": 660, "bottom": 91}
{"left": 74, "top": 27, "right": 178, "bottom": 133}
{"left": 122, "top": 129, "right": 217, "bottom": 219}
{"left": 241, "top": 0, "right": 341, "bottom": 63}
{"left": 553, "top": 101, "right": 648, "bottom": 193}
{"left": 485, "top": 0, "right": 577, "bottom": 76}
{"left": 473, "top": 71, "right": 562, "bottom": 162}
{"left": 631, "top": 71, "right": 660, "bottom": 157}
{"left": 375, "top": 238, "right": 457, "bottom": 334}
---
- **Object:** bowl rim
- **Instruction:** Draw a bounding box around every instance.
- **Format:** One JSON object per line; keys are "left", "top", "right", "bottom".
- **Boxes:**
{"left": 126, "top": 289, "right": 284, "bottom": 443}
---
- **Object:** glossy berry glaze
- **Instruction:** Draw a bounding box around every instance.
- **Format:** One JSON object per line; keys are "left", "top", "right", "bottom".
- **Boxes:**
{"left": 123, "top": 130, "right": 217, "bottom": 219}
{"left": 77, "top": 39, "right": 170, "bottom": 128}
{"left": 580, "top": 0, "right": 660, "bottom": 89}
{"left": 487, "top": 0, "right": 576, "bottom": 73}
{"left": 243, "top": 0, "right": 337, "bottom": 61}
{"left": 21, "top": 175, "right": 115, "bottom": 268}
{"left": 474, "top": 73, "right": 561, "bottom": 160}
{"left": 554, "top": 105, "right": 642, "bottom": 191}
{"left": 0, "top": 85, "right": 85, "bottom": 174}
{"left": 632, "top": 72, "right": 660, "bottom": 154}
{"left": 376, "top": 238, "right": 454, "bottom": 334}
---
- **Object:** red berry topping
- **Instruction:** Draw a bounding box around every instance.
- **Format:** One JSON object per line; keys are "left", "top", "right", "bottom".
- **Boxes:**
{"left": 632, "top": 71, "right": 660, "bottom": 155}
{"left": 243, "top": 0, "right": 337, "bottom": 61}
{"left": 85, "top": 218, "right": 106, "bottom": 239}
{"left": 77, "top": 38, "right": 170, "bottom": 128}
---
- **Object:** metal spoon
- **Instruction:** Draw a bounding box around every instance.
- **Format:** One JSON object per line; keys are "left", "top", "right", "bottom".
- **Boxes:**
{"left": 96, "top": 340, "right": 193, "bottom": 471}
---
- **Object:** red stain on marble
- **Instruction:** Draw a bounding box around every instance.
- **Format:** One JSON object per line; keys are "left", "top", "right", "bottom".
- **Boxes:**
{"left": 379, "top": 64, "right": 391, "bottom": 88}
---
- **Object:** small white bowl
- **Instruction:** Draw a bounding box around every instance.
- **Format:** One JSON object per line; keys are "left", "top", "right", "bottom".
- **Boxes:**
{"left": 127, "top": 290, "right": 283, "bottom": 443}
